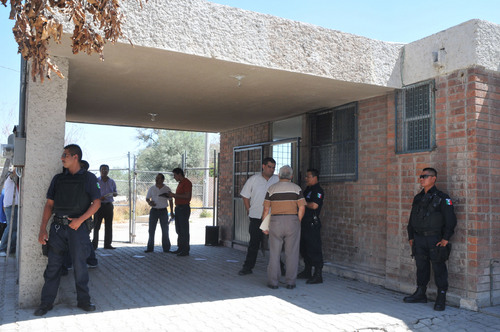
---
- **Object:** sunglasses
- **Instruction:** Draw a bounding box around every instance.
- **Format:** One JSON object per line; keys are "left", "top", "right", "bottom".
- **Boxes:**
{"left": 419, "top": 174, "right": 434, "bottom": 179}
{"left": 61, "top": 153, "right": 75, "bottom": 158}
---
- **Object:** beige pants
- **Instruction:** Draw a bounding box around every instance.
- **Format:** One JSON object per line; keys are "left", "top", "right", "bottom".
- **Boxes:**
{"left": 267, "top": 215, "right": 301, "bottom": 286}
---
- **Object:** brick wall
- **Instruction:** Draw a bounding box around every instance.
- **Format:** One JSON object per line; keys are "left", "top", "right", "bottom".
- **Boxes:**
{"left": 217, "top": 66, "right": 500, "bottom": 308}
{"left": 385, "top": 66, "right": 500, "bottom": 308}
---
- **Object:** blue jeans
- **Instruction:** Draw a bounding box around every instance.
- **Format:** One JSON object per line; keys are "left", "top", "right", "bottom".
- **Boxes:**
{"left": 0, "top": 205, "right": 18, "bottom": 253}
{"left": 41, "top": 222, "right": 92, "bottom": 305}
{"left": 147, "top": 208, "right": 170, "bottom": 252}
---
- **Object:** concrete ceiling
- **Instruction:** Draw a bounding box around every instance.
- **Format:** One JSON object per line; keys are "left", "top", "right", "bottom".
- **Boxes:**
{"left": 50, "top": 40, "right": 394, "bottom": 133}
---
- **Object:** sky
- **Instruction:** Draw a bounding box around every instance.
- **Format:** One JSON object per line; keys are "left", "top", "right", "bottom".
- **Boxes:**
{"left": 0, "top": 0, "right": 499, "bottom": 168}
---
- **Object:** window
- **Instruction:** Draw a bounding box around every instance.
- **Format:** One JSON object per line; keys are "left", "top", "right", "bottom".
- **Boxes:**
{"left": 396, "top": 80, "right": 435, "bottom": 153}
{"left": 310, "top": 102, "right": 357, "bottom": 182}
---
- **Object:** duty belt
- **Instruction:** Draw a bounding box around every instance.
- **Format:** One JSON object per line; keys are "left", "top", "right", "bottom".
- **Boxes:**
{"left": 53, "top": 215, "right": 71, "bottom": 226}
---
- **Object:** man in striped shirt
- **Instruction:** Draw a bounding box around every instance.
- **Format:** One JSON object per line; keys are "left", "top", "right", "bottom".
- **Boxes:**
{"left": 262, "top": 165, "right": 306, "bottom": 289}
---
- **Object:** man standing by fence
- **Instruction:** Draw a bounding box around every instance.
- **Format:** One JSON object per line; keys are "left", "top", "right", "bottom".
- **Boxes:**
{"left": 145, "top": 173, "right": 174, "bottom": 253}
{"left": 169, "top": 168, "right": 192, "bottom": 257}
{"left": 92, "top": 164, "right": 118, "bottom": 250}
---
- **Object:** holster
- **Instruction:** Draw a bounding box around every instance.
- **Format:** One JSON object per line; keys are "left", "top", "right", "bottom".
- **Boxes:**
{"left": 430, "top": 243, "right": 452, "bottom": 263}
{"left": 85, "top": 218, "right": 94, "bottom": 232}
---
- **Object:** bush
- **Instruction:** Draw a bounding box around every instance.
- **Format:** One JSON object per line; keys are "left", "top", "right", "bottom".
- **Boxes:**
{"left": 199, "top": 209, "right": 212, "bottom": 218}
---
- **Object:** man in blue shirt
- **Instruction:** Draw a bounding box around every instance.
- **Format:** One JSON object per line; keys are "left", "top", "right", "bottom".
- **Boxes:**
{"left": 92, "top": 164, "right": 118, "bottom": 250}
{"left": 34, "top": 144, "right": 101, "bottom": 316}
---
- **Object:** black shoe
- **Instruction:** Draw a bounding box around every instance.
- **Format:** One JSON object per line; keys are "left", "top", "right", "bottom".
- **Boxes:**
{"left": 286, "top": 284, "right": 296, "bottom": 289}
{"left": 104, "top": 245, "right": 116, "bottom": 250}
{"left": 144, "top": 249, "right": 153, "bottom": 253}
{"left": 177, "top": 252, "right": 189, "bottom": 256}
{"left": 77, "top": 302, "right": 96, "bottom": 312}
{"left": 238, "top": 268, "right": 252, "bottom": 276}
{"left": 170, "top": 250, "right": 181, "bottom": 254}
{"left": 267, "top": 284, "right": 278, "bottom": 289}
{"left": 434, "top": 290, "right": 447, "bottom": 311}
{"left": 297, "top": 267, "right": 312, "bottom": 279}
{"left": 403, "top": 286, "right": 427, "bottom": 303}
{"left": 34, "top": 303, "right": 53, "bottom": 316}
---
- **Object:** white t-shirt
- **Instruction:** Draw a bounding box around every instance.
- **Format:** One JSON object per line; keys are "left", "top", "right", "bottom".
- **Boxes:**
{"left": 240, "top": 173, "right": 279, "bottom": 219}
{"left": 146, "top": 184, "right": 172, "bottom": 209}
{"left": 3, "top": 176, "right": 19, "bottom": 207}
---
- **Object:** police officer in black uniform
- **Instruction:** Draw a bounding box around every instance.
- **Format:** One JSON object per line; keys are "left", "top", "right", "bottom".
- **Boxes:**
{"left": 297, "top": 169, "right": 325, "bottom": 284}
{"left": 403, "top": 167, "right": 457, "bottom": 311}
{"left": 34, "top": 144, "right": 101, "bottom": 316}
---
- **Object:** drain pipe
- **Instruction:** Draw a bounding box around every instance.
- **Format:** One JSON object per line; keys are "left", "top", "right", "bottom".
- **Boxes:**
{"left": 18, "top": 56, "right": 27, "bottom": 138}
{"left": 490, "top": 259, "right": 500, "bottom": 306}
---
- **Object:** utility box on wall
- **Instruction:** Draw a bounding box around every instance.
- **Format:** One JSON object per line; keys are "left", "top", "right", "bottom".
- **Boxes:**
{"left": 13, "top": 137, "right": 26, "bottom": 166}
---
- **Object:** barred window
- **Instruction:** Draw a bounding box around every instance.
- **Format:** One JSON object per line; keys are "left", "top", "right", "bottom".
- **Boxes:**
{"left": 396, "top": 81, "right": 435, "bottom": 153}
{"left": 310, "top": 102, "right": 357, "bottom": 182}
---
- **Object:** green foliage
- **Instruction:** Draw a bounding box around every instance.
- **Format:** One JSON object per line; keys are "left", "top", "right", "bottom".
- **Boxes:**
{"left": 199, "top": 209, "right": 212, "bottom": 218}
{"left": 136, "top": 129, "right": 205, "bottom": 171}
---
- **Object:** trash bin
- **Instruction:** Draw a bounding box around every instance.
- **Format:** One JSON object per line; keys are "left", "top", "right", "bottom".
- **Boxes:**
{"left": 205, "top": 226, "right": 219, "bottom": 246}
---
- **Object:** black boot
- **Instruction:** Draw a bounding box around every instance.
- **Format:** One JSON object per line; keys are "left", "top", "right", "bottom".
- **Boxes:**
{"left": 434, "top": 289, "right": 446, "bottom": 311}
{"left": 297, "top": 265, "right": 312, "bottom": 279}
{"left": 403, "top": 286, "right": 427, "bottom": 303}
{"left": 306, "top": 267, "right": 323, "bottom": 284}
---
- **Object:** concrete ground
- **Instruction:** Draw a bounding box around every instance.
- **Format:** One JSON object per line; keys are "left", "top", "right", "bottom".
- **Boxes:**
{"left": 1, "top": 214, "right": 500, "bottom": 332}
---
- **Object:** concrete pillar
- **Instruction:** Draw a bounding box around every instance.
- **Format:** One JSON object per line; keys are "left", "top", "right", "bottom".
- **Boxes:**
{"left": 18, "top": 57, "right": 69, "bottom": 308}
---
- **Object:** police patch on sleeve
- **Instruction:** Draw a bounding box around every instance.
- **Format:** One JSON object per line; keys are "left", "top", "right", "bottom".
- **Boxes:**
{"left": 445, "top": 198, "right": 452, "bottom": 206}
{"left": 317, "top": 193, "right": 322, "bottom": 199}
{"left": 97, "top": 183, "right": 100, "bottom": 189}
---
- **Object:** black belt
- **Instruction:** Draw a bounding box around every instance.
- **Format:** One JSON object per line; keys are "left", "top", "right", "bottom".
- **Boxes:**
{"left": 101, "top": 202, "right": 113, "bottom": 205}
{"left": 415, "top": 230, "right": 441, "bottom": 236}
{"left": 53, "top": 215, "right": 91, "bottom": 226}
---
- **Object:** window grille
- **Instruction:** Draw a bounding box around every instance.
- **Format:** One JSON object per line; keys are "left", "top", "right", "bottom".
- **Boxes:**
{"left": 233, "top": 147, "right": 262, "bottom": 198}
{"left": 396, "top": 80, "right": 435, "bottom": 153}
{"left": 310, "top": 102, "right": 358, "bottom": 182}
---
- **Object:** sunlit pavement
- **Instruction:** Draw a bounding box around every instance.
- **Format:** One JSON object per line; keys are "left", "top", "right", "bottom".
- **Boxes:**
{"left": 1, "top": 217, "right": 500, "bottom": 331}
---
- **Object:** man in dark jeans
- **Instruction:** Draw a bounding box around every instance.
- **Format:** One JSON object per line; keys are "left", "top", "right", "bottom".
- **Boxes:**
{"left": 238, "top": 157, "right": 279, "bottom": 276}
{"left": 169, "top": 168, "right": 192, "bottom": 256}
{"left": 92, "top": 164, "right": 118, "bottom": 250}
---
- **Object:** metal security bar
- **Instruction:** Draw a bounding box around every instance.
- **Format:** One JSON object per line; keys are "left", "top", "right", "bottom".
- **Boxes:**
{"left": 310, "top": 102, "right": 358, "bottom": 182}
{"left": 396, "top": 80, "right": 435, "bottom": 153}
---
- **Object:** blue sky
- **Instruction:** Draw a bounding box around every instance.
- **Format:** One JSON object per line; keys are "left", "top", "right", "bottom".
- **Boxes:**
{"left": 1, "top": 0, "right": 499, "bottom": 167}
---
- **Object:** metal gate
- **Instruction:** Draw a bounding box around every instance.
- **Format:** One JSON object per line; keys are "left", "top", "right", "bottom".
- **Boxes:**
{"left": 232, "top": 138, "right": 300, "bottom": 245}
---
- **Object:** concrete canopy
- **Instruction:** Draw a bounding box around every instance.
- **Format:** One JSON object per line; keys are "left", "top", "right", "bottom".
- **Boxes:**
{"left": 49, "top": 0, "right": 403, "bottom": 133}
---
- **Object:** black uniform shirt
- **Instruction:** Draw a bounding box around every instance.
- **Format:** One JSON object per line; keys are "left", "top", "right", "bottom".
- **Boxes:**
{"left": 407, "top": 186, "right": 457, "bottom": 241}
{"left": 47, "top": 168, "right": 101, "bottom": 217}
{"left": 303, "top": 182, "right": 324, "bottom": 220}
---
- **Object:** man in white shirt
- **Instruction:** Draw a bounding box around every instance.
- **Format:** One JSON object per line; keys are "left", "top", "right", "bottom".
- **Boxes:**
{"left": 238, "top": 157, "right": 279, "bottom": 275}
{"left": 145, "top": 173, "right": 174, "bottom": 253}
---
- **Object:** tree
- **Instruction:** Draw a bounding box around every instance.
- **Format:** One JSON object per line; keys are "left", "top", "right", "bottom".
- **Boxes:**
{"left": 1, "top": 0, "right": 142, "bottom": 82}
{"left": 136, "top": 129, "right": 205, "bottom": 172}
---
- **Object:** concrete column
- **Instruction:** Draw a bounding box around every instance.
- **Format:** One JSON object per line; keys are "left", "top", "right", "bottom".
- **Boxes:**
{"left": 18, "top": 57, "right": 69, "bottom": 308}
